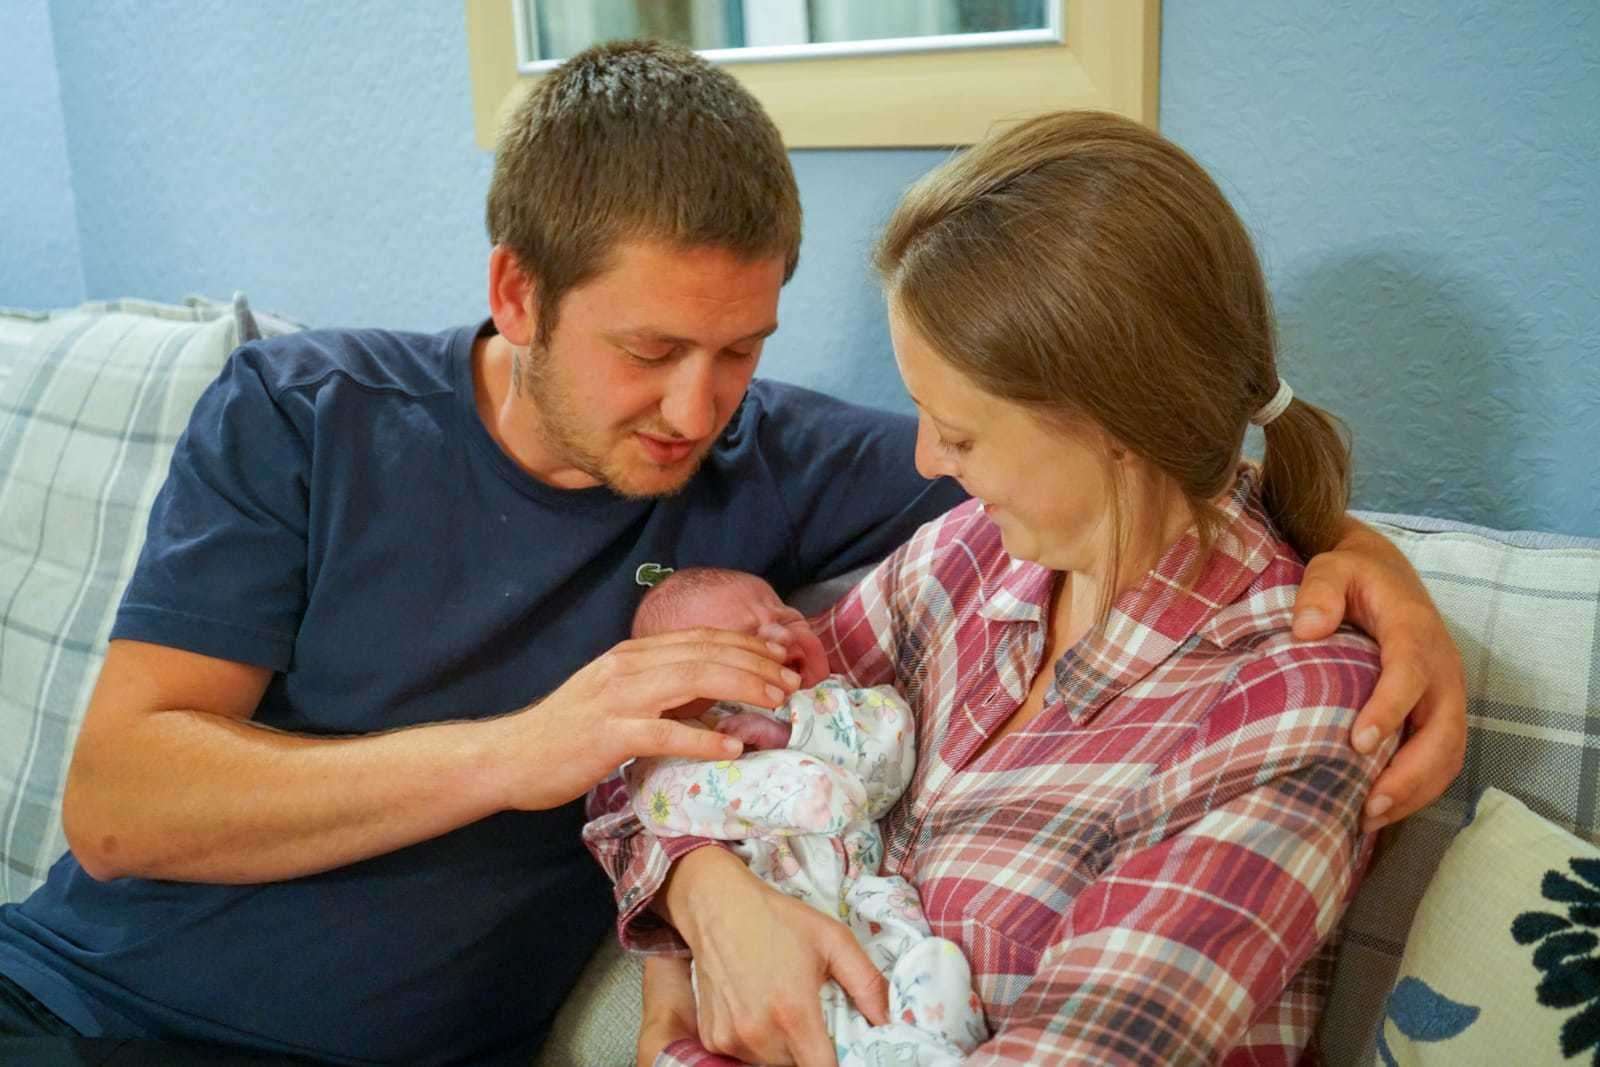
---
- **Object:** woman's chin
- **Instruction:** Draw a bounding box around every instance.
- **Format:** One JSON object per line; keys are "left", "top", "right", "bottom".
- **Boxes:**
{"left": 995, "top": 527, "right": 1036, "bottom": 564}
{"left": 999, "top": 528, "right": 1083, "bottom": 573}
{"left": 989, "top": 509, "right": 1063, "bottom": 568}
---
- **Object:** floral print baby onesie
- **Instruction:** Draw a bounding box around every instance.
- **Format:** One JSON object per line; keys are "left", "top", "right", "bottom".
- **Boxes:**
{"left": 628, "top": 677, "right": 989, "bottom": 1064}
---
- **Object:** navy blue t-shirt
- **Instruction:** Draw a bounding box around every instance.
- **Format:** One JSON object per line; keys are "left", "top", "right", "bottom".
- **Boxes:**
{"left": 0, "top": 321, "right": 963, "bottom": 1064}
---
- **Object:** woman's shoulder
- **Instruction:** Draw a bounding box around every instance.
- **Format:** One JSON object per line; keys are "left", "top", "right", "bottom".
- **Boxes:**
{"left": 1197, "top": 525, "right": 1381, "bottom": 729}
{"left": 1229, "top": 624, "right": 1382, "bottom": 721}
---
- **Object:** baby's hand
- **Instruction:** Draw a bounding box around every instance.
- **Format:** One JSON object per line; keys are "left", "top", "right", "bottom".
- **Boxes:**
{"left": 716, "top": 711, "right": 792, "bottom": 751}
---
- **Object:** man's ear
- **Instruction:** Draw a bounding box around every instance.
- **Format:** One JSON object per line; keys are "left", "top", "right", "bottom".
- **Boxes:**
{"left": 488, "top": 244, "right": 538, "bottom": 346}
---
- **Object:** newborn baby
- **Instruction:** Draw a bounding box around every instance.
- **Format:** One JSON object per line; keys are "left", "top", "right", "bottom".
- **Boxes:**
{"left": 627, "top": 568, "right": 989, "bottom": 1066}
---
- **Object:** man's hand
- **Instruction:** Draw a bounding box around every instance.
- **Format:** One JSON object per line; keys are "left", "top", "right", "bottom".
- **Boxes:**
{"left": 638, "top": 956, "right": 700, "bottom": 1067}
{"left": 1293, "top": 519, "right": 1468, "bottom": 831}
{"left": 663, "top": 848, "right": 887, "bottom": 1066}
{"left": 494, "top": 627, "right": 801, "bottom": 812}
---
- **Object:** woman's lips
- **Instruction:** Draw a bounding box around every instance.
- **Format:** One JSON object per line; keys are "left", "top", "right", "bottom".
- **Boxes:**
{"left": 636, "top": 433, "right": 699, "bottom": 464}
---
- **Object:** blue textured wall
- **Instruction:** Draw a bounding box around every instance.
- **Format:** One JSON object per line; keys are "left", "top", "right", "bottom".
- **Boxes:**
{"left": 0, "top": 0, "right": 84, "bottom": 307}
{"left": 46, "top": 2, "right": 493, "bottom": 330}
{"left": 1162, "top": 2, "right": 1600, "bottom": 536}
{"left": 5, "top": 1, "right": 1597, "bottom": 534}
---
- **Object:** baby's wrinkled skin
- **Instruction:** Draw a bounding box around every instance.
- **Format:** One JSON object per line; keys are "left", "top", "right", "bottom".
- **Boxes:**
{"left": 632, "top": 571, "right": 831, "bottom": 750}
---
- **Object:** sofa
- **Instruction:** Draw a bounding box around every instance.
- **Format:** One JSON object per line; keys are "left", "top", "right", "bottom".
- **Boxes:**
{"left": 1, "top": 294, "right": 1596, "bottom": 1065}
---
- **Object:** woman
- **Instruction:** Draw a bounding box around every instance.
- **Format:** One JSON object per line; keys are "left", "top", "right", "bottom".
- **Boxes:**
{"left": 595, "top": 111, "right": 1422, "bottom": 1065}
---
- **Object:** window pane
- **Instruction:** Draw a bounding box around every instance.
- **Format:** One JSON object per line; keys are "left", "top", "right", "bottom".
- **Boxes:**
{"left": 806, "top": 1, "right": 1046, "bottom": 45}
{"left": 532, "top": 1, "right": 743, "bottom": 62}
{"left": 526, "top": 1, "right": 1050, "bottom": 62}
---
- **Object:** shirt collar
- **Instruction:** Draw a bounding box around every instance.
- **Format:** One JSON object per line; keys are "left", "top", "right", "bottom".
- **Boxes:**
{"left": 978, "top": 551, "right": 1055, "bottom": 624}
{"left": 978, "top": 467, "right": 1286, "bottom": 726}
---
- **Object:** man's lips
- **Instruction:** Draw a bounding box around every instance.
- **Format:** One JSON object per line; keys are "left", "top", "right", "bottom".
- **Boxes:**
{"left": 635, "top": 432, "right": 700, "bottom": 464}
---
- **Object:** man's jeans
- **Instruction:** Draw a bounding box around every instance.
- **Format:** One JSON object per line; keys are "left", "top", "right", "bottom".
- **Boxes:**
{"left": 0, "top": 969, "right": 76, "bottom": 1036}
{"left": 0, "top": 971, "right": 316, "bottom": 1064}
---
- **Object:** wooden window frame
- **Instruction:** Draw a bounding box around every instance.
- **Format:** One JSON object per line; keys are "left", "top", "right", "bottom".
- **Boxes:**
{"left": 465, "top": 1, "right": 1160, "bottom": 150}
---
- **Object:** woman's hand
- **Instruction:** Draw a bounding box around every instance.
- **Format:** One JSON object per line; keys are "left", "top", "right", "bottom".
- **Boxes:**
{"left": 1293, "top": 519, "right": 1468, "bottom": 831}
{"left": 662, "top": 847, "right": 888, "bottom": 1066}
{"left": 638, "top": 956, "right": 700, "bottom": 1067}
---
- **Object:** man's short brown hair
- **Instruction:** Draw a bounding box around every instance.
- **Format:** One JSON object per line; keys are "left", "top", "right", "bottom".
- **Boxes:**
{"left": 486, "top": 39, "right": 802, "bottom": 345}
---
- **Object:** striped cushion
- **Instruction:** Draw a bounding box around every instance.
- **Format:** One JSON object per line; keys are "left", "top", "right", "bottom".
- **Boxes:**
{"left": 0, "top": 294, "right": 296, "bottom": 901}
{"left": 1321, "top": 517, "right": 1600, "bottom": 1065}
{"left": 0, "top": 309, "right": 50, "bottom": 395}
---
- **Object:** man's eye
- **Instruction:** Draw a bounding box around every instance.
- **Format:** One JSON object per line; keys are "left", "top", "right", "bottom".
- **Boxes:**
{"left": 622, "top": 346, "right": 674, "bottom": 364}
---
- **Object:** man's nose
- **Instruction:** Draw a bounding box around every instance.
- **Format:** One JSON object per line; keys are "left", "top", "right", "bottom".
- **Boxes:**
{"left": 660, "top": 355, "right": 718, "bottom": 440}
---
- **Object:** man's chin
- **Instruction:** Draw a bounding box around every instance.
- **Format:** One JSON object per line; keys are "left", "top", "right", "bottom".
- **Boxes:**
{"left": 603, "top": 456, "right": 706, "bottom": 500}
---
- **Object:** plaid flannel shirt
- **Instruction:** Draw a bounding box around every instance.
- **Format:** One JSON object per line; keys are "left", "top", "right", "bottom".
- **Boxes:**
{"left": 585, "top": 470, "right": 1389, "bottom": 1065}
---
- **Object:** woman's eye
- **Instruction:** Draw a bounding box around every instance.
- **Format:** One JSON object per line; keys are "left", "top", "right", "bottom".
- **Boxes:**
{"left": 938, "top": 437, "right": 973, "bottom": 455}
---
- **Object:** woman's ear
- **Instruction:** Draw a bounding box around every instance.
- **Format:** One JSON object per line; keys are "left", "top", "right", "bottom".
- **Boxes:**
{"left": 1106, "top": 430, "right": 1139, "bottom": 466}
{"left": 488, "top": 244, "right": 539, "bottom": 346}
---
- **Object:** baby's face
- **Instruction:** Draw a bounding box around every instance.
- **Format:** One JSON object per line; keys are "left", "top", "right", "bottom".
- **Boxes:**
{"left": 661, "top": 577, "right": 830, "bottom": 688}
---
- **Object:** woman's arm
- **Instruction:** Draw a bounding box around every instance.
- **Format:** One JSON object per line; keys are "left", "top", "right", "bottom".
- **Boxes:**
{"left": 969, "top": 646, "right": 1391, "bottom": 1065}
{"left": 637, "top": 957, "right": 745, "bottom": 1067}
{"left": 583, "top": 772, "right": 728, "bottom": 955}
{"left": 654, "top": 850, "right": 884, "bottom": 1065}
{"left": 583, "top": 703, "right": 890, "bottom": 1063}
{"left": 588, "top": 780, "right": 871, "bottom": 1064}
{"left": 1294, "top": 515, "right": 1468, "bottom": 830}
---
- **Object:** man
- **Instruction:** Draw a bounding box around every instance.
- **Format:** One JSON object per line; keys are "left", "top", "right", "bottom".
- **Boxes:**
{"left": 0, "top": 40, "right": 1463, "bottom": 1066}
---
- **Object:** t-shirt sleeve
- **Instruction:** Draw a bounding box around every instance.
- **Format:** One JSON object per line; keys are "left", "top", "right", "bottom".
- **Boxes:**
{"left": 750, "top": 382, "right": 966, "bottom": 590}
{"left": 110, "top": 345, "right": 310, "bottom": 670}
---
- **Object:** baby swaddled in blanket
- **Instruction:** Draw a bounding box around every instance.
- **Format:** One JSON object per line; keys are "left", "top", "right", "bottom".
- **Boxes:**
{"left": 625, "top": 567, "right": 988, "bottom": 1066}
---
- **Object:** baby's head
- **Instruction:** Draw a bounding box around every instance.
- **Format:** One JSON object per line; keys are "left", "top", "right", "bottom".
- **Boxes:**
{"left": 633, "top": 568, "right": 829, "bottom": 688}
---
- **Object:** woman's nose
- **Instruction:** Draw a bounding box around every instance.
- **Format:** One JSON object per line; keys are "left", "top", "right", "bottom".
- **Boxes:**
{"left": 913, "top": 422, "right": 949, "bottom": 480}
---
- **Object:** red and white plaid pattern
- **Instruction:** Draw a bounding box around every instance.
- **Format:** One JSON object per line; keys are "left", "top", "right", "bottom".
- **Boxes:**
{"left": 586, "top": 470, "right": 1388, "bottom": 1065}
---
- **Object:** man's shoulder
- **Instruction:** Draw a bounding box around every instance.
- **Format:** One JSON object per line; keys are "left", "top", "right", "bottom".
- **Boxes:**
{"left": 716, "top": 378, "right": 915, "bottom": 466}
{"left": 731, "top": 378, "right": 913, "bottom": 434}
{"left": 238, "top": 322, "right": 469, "bottom": 403}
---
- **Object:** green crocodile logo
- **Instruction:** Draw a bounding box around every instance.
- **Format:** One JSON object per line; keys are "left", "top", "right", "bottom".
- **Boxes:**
{"left": 634, "top": 562, "right": 676, "bottom": 588}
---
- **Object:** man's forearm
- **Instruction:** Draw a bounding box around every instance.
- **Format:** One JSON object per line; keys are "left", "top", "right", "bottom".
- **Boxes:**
{"left": 64, "top": 708, "right": 519, "bottom": 885}
{"left": 64, "top": 623, "right": 785, "bottom": 887}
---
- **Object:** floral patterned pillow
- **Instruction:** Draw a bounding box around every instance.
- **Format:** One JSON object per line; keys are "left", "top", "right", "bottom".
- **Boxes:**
{"left": 1375, "top": 787, "right": 1600, "bottom": 1065}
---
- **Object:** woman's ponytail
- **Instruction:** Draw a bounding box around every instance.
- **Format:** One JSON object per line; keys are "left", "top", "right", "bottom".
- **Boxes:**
{"left": 1258, "top": 396, "right": 1353, "bottom": 560}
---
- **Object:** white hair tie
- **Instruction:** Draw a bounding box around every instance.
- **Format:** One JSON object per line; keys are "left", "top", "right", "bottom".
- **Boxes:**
{"left": 1250, "top": 379, "right": 1294, "bottom": 427}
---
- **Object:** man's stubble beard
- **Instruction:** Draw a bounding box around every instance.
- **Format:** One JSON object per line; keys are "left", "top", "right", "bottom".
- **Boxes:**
{"left": 523, "top": 345, "right": 705, "bottom": 501}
